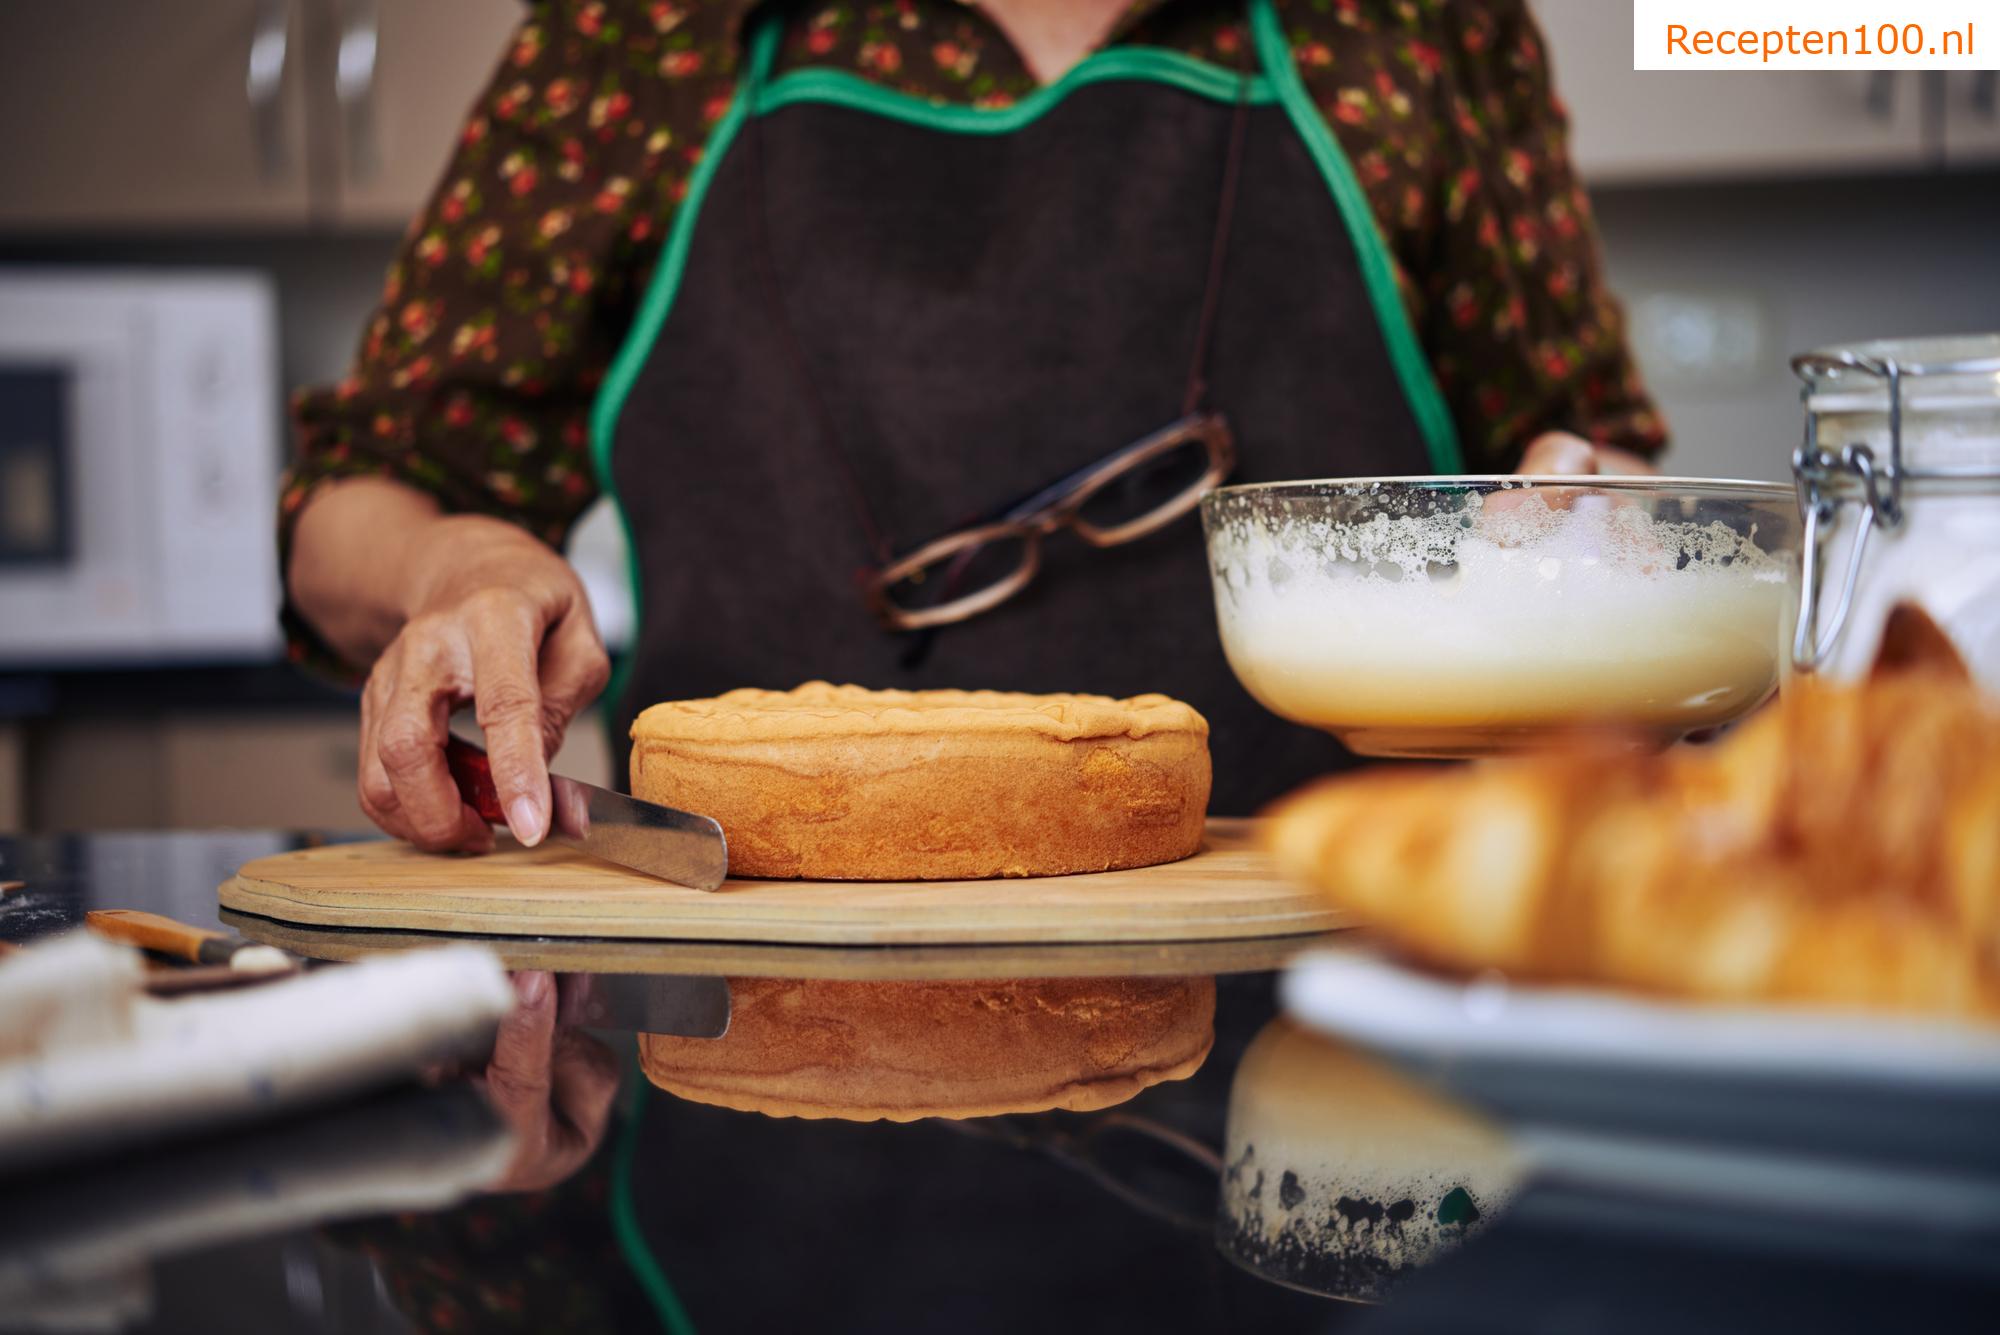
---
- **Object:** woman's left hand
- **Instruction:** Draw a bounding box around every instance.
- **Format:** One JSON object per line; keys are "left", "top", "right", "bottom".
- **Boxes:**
{"left": 1517, "top": 431, "right": 1659, "bottom": 477}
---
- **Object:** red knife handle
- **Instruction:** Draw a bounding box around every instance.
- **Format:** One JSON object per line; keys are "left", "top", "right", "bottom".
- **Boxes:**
{"left": 444, "top": 735, "right": 507, "bottom": 824}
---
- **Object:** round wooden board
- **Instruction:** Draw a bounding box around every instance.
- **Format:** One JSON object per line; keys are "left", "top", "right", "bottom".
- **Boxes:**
{"left": 218, "top": 911, "right": 1344, "bottom": 980}
{"left": 219, "top": 818, "right": 1344, "bottom": 947}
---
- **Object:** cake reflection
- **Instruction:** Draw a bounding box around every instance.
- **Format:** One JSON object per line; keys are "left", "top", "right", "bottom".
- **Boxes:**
{"left": 640, "top": 975, "right": 1216, "bottom": 1121}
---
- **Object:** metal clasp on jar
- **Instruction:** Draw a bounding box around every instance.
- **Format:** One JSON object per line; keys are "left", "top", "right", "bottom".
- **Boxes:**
{"left": 1790, "top": 353, "right": 1906, "bottom": 671}
{"left": 1789, "top": 344, "right": 2000, "bottom": 672}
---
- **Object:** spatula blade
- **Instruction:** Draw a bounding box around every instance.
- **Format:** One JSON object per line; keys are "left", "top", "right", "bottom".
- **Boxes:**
{"left": 552, "top": 776, "right": 731, "bottom": 892}
{"left": 559, "top": 972, "right": 731, "bottom": 1038}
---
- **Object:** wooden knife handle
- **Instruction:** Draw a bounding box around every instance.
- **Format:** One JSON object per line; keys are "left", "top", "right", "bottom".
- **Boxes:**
{"left": 85, "top": 909, "right": 229, "bottom": 964}
{"left": 444, "top": 735, "right": 507, "bottom": 824}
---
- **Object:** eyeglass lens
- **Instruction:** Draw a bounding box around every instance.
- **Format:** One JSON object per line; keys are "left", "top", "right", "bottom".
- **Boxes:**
{"left": 1074, "top": 434, "right": 1219, "bottom": 532}
{"left": 880, "top": 530, "right": 1035, "bottom": 617}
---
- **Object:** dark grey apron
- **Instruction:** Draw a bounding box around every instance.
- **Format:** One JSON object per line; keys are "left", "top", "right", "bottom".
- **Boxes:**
{"left": 591, "top": 0, "right": 1460, "bottom": 816}
{"left": 581, "top": 4, "right": 1462, "bottom": 1328}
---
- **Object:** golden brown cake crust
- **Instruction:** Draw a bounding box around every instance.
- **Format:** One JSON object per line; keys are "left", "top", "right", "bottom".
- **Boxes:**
{"left": 630, "top": 682, "right": 1212, "bottom": 880}
{"left": 634, "top": 682, "right": 1206, "bottom": 742}
{"left": 639, "top": 976, "right": 1216, "bottom": 1121}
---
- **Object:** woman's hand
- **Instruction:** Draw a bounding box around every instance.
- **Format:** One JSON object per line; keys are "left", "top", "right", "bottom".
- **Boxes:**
{"left": 479, "top": 971, "right": 622, "bottom": 1194}
{"left": 290, "top": 477, "right": 612, "bottom": 851}
{"left": 356, "top": 510, "right": 610, "bottom": 852}
{"left": 1517, "top": 431, "right": 1659, "bottom": 477}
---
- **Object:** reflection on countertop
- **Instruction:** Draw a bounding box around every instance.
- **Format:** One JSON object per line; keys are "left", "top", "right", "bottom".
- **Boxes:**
{"left": 9, "top": 831, "right": 1997, "bottom": 1335}
{"left": 1219, "top": 1018, "right": 1521, "bottom": 1302}
{"left": 0, "top": 831, "right": 1345, "bottom": 1335}
{"left": 639, "top": 975, "right": 1219, "bottom": 1122}
{"left": 1, "top": 1083, "right": 507, "bottom": 1331}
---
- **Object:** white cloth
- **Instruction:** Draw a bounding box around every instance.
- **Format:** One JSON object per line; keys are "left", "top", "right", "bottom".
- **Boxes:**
{"left": 0, "top": 933, "right": 142, "bottom": 1063}
{"left": 0, "top": 934, "right": 514, "bottom": 1171}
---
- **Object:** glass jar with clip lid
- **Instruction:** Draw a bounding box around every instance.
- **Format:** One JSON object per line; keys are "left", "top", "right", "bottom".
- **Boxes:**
{"left": 1790, "top": 333, "right": 2000, "bottom": 689}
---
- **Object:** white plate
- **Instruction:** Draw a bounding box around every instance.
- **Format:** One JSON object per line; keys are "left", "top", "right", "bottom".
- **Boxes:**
{"left": 1281, "top": 949, "right": 2000, "bottom": 1270}
{"left": 1283, "top": 949, "right": 2000, "bottom": 1086}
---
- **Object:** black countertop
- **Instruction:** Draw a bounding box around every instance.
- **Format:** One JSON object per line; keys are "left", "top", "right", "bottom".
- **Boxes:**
{"left": 0, "top": 661, "right": 356, "bottom": 722}
{"left": 2, "top": 832, "right": 1993, "bottom": 1335}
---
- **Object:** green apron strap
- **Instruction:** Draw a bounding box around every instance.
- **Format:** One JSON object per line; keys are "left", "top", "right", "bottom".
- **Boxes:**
{"left": 1246, "top": 0, "right": 1465, "bottom": 473}
{"left": 590, "top": 17, "right": 782, "bottom": 717}
{"left": 743, "top": 13, "right": 781, "bottom": 108}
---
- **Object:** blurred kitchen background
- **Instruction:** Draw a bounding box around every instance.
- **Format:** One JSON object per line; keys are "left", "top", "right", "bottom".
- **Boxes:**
{"left": 0, "top": 1, "right": 1994, "bottom": 834}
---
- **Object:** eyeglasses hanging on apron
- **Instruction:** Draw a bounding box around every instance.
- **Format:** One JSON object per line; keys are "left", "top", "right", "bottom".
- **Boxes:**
{"left": 743, "top": 57, "right": 1256, "bottom": 651}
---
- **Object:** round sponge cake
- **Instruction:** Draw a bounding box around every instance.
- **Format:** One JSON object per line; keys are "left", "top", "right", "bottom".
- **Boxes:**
{"left": 629, "top": 682, "right": 1211, "bottom": 880}
{"left": 640, "top": 976, "right": 1216, "bottom": 1121}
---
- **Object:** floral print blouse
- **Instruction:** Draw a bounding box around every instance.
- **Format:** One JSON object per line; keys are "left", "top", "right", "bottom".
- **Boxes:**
{"left": 283, "top": 0, "right": 1664, "bottom": 664}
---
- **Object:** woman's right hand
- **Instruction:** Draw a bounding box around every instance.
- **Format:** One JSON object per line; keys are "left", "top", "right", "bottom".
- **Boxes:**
{"left": 357, "top": 513, "right": 611, "bottom": 852}
{"left": 478, "top": 971, "right": 621, "bottom": 1194}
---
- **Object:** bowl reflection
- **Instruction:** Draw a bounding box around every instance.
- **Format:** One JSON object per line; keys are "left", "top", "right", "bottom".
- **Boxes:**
{"left": 1218, "top": 1018, "right": 1522, "bottom": 1302}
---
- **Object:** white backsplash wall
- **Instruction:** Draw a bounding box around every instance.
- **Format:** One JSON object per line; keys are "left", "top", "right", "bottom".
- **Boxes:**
{"left": 1588, "top": 171, "right": 2000, "bottom": 482}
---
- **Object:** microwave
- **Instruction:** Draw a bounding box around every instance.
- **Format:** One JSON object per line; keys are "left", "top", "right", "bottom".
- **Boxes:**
{"left": 0, "top": 271, "right": 283, "bottom": 666}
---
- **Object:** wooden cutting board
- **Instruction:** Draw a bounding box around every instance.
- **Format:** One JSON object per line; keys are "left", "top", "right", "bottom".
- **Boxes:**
{"left": 219, "top": 818, "right": 1344, "bottom": 947}
{"left": 220, "top": 912, "right": 1344, "bottom": 980}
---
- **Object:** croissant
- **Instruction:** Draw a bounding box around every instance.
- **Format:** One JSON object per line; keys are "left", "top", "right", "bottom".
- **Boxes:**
{"left": 1266, "top": 610, "right": 2000, "bottom": 1020}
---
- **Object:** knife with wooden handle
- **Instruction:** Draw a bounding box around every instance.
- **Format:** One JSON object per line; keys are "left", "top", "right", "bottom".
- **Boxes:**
{"left": 85, "top": 909, "right": 294, "bottom": 974}
{"left": 443, "top": 735, "right": 730, "bottom": 891}
{"left": 81, "top": 909, "right": 727, "bottom": 1033}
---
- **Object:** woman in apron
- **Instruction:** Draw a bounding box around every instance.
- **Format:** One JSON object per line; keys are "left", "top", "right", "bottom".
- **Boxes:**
{"left": 286, "top": 0, "right": 1660, "bottom": 854}
{"left": 287, "top": 1, "right": 1662, "bottom": 1326}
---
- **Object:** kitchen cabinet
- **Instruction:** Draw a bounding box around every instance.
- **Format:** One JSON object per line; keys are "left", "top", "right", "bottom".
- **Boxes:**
{"left": 0, "top": 1, "right": 1978, "bottom": 229}
{"left": 1532, "top": 0, "right": 1931, "bottom": 184}
{"left": 0, "top": 0, "right": 519, "bottom": 233}
{"left": 0, "top": 724, "right": 21, "bottom": 832}
{"left": 1942, "top": 72, "right": 2000, "bottom": 166}
{"left": 315, "top": 0, "right": 524, "bottom": 227}
{"left": 0, "top": 1, "right": 313, "bottom": 229}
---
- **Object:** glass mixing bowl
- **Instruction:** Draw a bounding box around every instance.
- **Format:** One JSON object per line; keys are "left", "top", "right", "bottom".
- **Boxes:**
{"left": 1201, "top": 477, "right": 1802, "bottom": 758}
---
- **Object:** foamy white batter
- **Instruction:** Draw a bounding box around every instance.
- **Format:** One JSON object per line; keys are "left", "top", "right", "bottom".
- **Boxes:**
{"left": 1208, "top": 494, "right": 1794, "bottom": 750}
